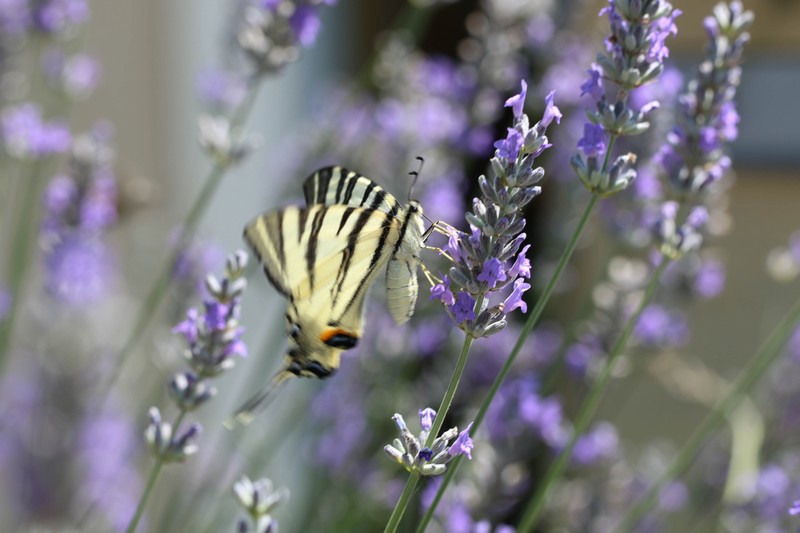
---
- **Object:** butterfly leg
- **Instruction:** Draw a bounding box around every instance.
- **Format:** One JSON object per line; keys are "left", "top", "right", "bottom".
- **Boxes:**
{"left": 421, "top": 220, "right": 461, "bottom": 262}
{"left": 418, "top": 260, "right": 442, "bottom": 287}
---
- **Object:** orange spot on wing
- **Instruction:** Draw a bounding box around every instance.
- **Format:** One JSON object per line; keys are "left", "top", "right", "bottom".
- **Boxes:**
{"left": 319, "top": 328, "right": 356, "bottom": 343}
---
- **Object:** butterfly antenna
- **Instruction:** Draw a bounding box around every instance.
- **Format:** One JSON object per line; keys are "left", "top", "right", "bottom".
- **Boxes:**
{"left": 223, "top": 369, "right": 294, "bottom": 429}
{"left": 408, "top": 156, "right": 425, "bottom": 201}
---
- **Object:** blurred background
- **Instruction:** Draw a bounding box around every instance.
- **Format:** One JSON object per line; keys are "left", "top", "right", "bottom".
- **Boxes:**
{"left": 1, "top": 0, "right": 799, "bottom": 531}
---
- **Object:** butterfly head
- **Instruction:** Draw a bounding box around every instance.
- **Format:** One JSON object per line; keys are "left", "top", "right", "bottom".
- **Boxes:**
{"left": 282, "top": 309, "right": 359, "bottom": 379}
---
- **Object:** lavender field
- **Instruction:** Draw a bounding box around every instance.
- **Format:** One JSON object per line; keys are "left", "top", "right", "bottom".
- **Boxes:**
{"left": 2, "top": 0, "right": 799, "bottom": 531}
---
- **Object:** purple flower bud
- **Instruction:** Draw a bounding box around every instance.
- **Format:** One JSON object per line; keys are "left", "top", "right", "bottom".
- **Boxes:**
{"left": 541, "top": 90, "right": 562, "bottom": 127}
{"left": 581, "top": 64, "right": 603, "bottom": 99}
{"left": 450, "top": 292, "right": 476, "bottom": 323}
{"left": 430, "top": 276, "right": 455, "bottom": 306}
{"left": 477, "top": 257, "right": 507, "bottom": 289}
{"left": 447, "top": 423, "right": 474, "bottom": 459}
{"left": 290, "top": 6, "right": 321, "bottom": 47}
{"left": 493, "top": 128, "right": 523, "bottom": 160}
{"left": 503, "top": 278, "right": 530, "bottom": 314}
{"left": 504, "top": 79, "right": 527, "bottom": 118}
{"left": 577, "top": 122, "right": 607, "bottom": 158}
{"left": 508, "top": 244, "right": 532, "bottom": 279}
{"left": 418, "top": 408, "right": 436, "bottom": 431}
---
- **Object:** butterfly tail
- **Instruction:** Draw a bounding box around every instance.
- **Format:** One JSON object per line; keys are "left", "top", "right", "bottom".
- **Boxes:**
{"left": 223, "top": 369, "right": 294, "bottom": 429}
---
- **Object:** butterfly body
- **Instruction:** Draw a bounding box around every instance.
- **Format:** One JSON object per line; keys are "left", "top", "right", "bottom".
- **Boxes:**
{"left": 244, "top": 167, "right": 425, "bottom": 380}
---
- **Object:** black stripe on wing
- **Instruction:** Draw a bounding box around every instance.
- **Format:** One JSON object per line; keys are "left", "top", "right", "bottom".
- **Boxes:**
{"left": 302, "top": 166, "right": 402, "bottom": 215}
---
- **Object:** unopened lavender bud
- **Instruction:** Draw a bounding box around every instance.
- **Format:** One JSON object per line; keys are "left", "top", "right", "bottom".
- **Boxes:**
{"left": 465, "top": 212, "right": 486, "bottom": 231}
{"left": 144, "top": 407, "right": 172, "bottom": 457}
{"left": 166, "top": 422, "right": 202, "bottom": 462}
{"left": 227, "top": 250, "right": 249, "bottom": 276}
{"left": 477, "top": 175, "right": 500, "bottom": 205}
{"left": 169, "top": 371, "right": 217, "bottom": 411}
{"left": 205, "top": 274, "right": 223, "bottom": 298}
{"left": 517, "top": 166, "right": 545, "bottom": 187}
{"left": 491, "top": 157, "right": 506, "bottom": 182}
{"left": 472, "top": 197, "right": 487, "bottom": 218}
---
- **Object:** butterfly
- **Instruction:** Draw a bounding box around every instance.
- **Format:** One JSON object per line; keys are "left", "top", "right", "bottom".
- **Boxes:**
{"left": 243, "top": 166, "right": 427, "bottom": 386}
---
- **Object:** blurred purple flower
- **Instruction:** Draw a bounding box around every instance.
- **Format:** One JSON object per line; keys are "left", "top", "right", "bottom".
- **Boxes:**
{"left": 197, "top": 68, "right": 247, "bottom": 110}
{"left": 2, "top": 103, "right": 71, "bottom": 159}
{"left": 571, "top": 421, "right": 619, "bottom": 465}
{"left": 45, "top": 237, "right": 115, "bottom": 304}
{"left": 79, "top": 406, "right": 141, "bottom": 531}
{"left": 658, "top": 481, "right": 688, "bottom": 513}
{"left": 32, "top": 0, "right": 89, "bottom": 33}
{"left": 518, "top": 391, "right": 566, "bottom": 447}
{"left": 0, "top": 0, "right": 30, "bottom": 33}
{"left": 694, "top": 257, "right": 726, "bottom": 299}
{"left": 635, "top": 304, "right": 690, "bottom": 348}
{"left": 577, "top": 123, "right": 606, "bottom": 158}
{"left": 565, "top": 338, "right": 603, "bottom": 377}
{"left": 290, "top": 6, "right": 321, "bottom": 47}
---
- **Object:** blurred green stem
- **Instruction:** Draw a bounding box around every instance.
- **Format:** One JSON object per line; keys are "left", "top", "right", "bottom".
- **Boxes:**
{"left": 125, "top": 410, "right": 186, "bottom": 533}
{"left": 0, "top": 160, "right": 47, "bottom": 372}
{"left": 617, "top": 294, "right": 800, "bottom": 532}
{"left": 416, "top": 193, "right": 599, "bottom": 533}
{"left": 516, "top": 258, "right": 669, "bottom": 532}
{"left": 384, "top": 297, "right": 482, "bottom": 533}
{"left": 102, "top": 76, "right": 263, "bottom": 395}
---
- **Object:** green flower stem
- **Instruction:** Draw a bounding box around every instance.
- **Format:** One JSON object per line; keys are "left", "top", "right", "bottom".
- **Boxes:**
{"left": 384, "top": 302, "right": 482, "bottom": 533}
{"left": 0, "top": 160, "right": 48, "bottom": 371}
{"left": 517, "top": 258, "right": 670, "bottom": 532}
{"left": 125, "top": 410, "right": 186, "bottom": 533}
{"left": 101, "top": 77, "right": 263, "bottom": 396}
{"left": 416, "top": 193, "right": 600, "bottom": 533}
{"left": 617, "top": 294, "right": 800, "bottom": 532}
{"left": 383, "top": 472, "right": 421, "bottom": 533}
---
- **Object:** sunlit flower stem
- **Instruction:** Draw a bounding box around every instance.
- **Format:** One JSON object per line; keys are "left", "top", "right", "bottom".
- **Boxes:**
{"left": 101, "top": 77, "right": 263, "bottom": 397}
{"left": 417, "top": 193, "right": 600, "bottom": 533}
{"left": 617, "top": 295, "right": 800, "bottom": 532}
{"left": 125, "top": 410, "right": 187, "bottom": 533}
{"left": 517, "top": 257, "right": 670, "bottom": 532}
{"left": 384, "top": 297, "right": 482, "bottom": 533}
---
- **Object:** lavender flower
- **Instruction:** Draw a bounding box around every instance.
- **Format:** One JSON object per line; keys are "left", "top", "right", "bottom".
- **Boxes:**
{"left": 196, "top": 68, "right": 248, "bottom": 111}
{"left": 572, "top": 0, "right": 680, "bottom": 197}
{"left": 233, "top": 476, "right": 288, "bottom": 533}
{"left": 198, "top": 114, "right": 262, "bottom": 167}
{"left": 32, "top": 0, "right": 89, "bottom": 35}
{"left": 43, "top": 50, "right": 102, "bottom": 99}
{"left": 384, "top": 409, "right": 474, "bottom": 476}
{"left": 173, "top": 251, "right": 249, "bottom": 376}
{"left": 435, "top": 82, "right": 559, "bottom": 337}
{"left": 237, "top": 1, "right": 337, "bottom": 74}
{"left": 144, "top": 251, "right": 248, "bottom": 466}
{"left": 654, "top": 202, "right": 708, "bottom": 260}
{"left": 40, "top": 125, "right": 118, "bottom": 304}
{"left": 1, "top": 103, "right": 71, "bottom": 159}
{"left": 657, "top": 1, "right": 753, "bottom": 194}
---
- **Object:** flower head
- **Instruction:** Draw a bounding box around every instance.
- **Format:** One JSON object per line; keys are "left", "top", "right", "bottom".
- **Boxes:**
{"left": 384, "top": 412, "right": 474, "bottom": 476}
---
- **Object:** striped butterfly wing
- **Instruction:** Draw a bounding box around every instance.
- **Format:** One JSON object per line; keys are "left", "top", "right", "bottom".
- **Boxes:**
{"left": 244, "top": 203, "right": 402, "bottom": 378}
{"left": 303, "top": 166, "right": 426, "bottom": 324}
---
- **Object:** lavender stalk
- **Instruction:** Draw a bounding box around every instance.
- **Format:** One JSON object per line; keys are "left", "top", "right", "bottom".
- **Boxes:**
{"left": 124, "top": 251, "right": 249, "bottom": 532}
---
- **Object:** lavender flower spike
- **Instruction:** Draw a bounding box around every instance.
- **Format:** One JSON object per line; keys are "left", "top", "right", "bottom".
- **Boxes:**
{"left": 435, "top": 82, "right": 557, "bottom": 337}
{"left": 234, "top": 475, "right": 289, "bottom": 533}
{"left": 384, "top": 411, "right": 474, "bottom": 476}
{"left": 657, "top": 1, "right": 754, "bottom": 194}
